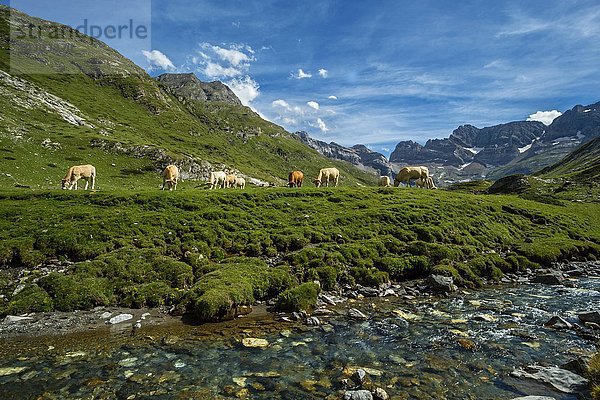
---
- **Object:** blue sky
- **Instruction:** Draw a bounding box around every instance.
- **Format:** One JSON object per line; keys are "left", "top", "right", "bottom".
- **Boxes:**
{"left": 7, "top": 0, "right": 600, "bottom": 156}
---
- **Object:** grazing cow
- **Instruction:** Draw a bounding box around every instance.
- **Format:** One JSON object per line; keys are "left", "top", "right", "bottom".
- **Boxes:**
{"left": 234, "top": 177, "right": 246, "bottom": 189}
{"left": 378, "top": 176, "right": 392, "bottom": 187}
{"left": 62, "top": 164, "right": 96, "bottom": 190}
{"left": 314, "top": 167, "right": 340, "bottom": 187}
{"left": 394, "top": 166, "right": 430, "bottom": 187}
{"left": 288, "top": 171, "right": 304, "bottom": 188}
{"left": 416, "top": 176, "right": 436, "bottom": 189}
{"left": 225, "top": 174, "right": 237, "bottom": 188}
{"left": 209, "top": 171, "right": 227, "bottom": 189}
{"left": 162, "top": 165, "right": 179, "bottom": 191}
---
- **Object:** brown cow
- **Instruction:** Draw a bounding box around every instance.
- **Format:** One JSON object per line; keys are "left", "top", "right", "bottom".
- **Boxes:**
{"left": 62, "top": 165, "right": 96, "bottom": 190}
{"left": 288, "top": 171, "right": 304, "bottom": 188}
{"left": 225, "top": 174, "right": 237, "bottom": 188}
{"left": 162, "top": 165, "right": 179, "bottom": 191}
{"left": 394, "top": 166, "right": 430, "bottom": 187}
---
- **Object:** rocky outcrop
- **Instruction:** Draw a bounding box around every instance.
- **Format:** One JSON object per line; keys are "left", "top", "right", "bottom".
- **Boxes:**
{"left": 156, "top": 73, "right": 241, "bottom": 106}
{"left": 292, "top": 131, "right": 395, "bottom": 177}
{"left": 543, "top": 102, "right": 600, "bottom": 142}
{"left": 487, "top": 174, "right": 531, "bottom": 194}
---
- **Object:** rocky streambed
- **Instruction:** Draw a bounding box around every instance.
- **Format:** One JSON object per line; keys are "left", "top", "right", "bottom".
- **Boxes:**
{"left": 0, "top": 263, "right": 599, "bottom": 399}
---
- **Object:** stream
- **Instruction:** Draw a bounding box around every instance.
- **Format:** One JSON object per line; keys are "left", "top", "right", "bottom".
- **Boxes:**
{"left": 0, "top": 275, "right": 598, "bottom": 399}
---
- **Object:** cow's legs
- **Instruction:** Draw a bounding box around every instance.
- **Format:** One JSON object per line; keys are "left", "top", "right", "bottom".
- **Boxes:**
{"left": 84, "top": 179, "right": 89, "bottom": 190}
{"left": 91, "top": 175, "right": 95, "bottom": 190}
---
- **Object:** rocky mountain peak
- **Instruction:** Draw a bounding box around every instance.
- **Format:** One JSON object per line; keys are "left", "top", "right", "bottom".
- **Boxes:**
{"left": 156, "top": 73, "right": 241, "bottom": 105}
{"left": 543, "top": 101, "right": 600, "bottom": 141}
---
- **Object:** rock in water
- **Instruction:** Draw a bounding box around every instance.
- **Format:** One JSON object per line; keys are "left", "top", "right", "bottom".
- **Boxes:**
{"left": 241, "top": 338, "right": 269, "bottom": 348}
{"left": 3, "top": 315, "right": 33, "bottom": 323}
{"left": 544, "top": 316, "right": 573, "bottom": 330}
{"left": 426, "top": 274, "right": 456, "bottom": 293}
{"left": 373, "top": 388, "right": 389, "bottom": 400}
{"left": 510, "top": 365, "right": 588, "bottom": 394}
{"left": 531, "top": 273, "right": 563, "bottom": 285}
{"left": 352, "top": 369, "right": 367, "bottom": 385}
{"left": 578, "top": 311, "right": 600, "bottom": 325}
{"left": 510, "top": 397, "right": 557, "bottom": 400}
{"left": 348, "top": 308, "right": 368, "bottom": 320}
{"left": 343, "top": 390, "right": 373, "bottom": 400}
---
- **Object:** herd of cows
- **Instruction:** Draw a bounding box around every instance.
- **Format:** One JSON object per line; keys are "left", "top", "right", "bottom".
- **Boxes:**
{"left": 60, "top": 164, "right": 437, "bottom": 191}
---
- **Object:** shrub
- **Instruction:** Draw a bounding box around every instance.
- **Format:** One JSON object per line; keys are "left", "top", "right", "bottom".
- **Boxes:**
{"left": 2, "top": 284, "right": 53, "bottom": 316}
{"left": 121, "top": 282, "right": 176, "bottom": 308}
{"left": 315, "top": 266, "right": 338, "bottom": 291}
{"left": 275, "top": 282, "right": 320, "bottom": 312}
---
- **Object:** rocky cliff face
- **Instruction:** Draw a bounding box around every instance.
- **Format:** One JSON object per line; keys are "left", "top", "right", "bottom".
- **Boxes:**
{"left": 156, "top": 73, "right": 241, "bottom": 105}
{"left": 292, "top": 131, "right": 395, "bottom": 177}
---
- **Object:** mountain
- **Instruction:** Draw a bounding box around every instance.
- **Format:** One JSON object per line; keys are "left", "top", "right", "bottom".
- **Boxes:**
{"left": 0, "top": 6, "right": 376, "bottom": 189}
{"left": 494, "top": 102, "right": 600, "bottom": 178}
{"left": 292, "top": 131, "right": 396, "bottom": 177}
{"left": 538, "top": 136, "right": 600, "bottom": 183}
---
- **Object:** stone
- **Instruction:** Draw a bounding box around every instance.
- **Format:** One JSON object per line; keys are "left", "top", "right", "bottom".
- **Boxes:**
{"left": 0, "top": 367, "right": 27, "bottom": 376}
{"left": 320, "top": 294, "right": 337, "bottom": 305}
{"left": 373, "top": 388, "right": 389, "bottom": 400}
{"left": 531, "top": 273, "right": 563, "bottom": 285}
{"left": 343, "top": 390, "right": 373, "bottom": 400}
{"left": 544, "top": 316, "right": 572, "bottom": 330}
{"left": 100, "top": 312, "right": 112, "bottom": 319}
{"left": 241, "top": 338, "right": 269, "bottom": 348}
{"left": 381, "top": 289, "right": 396, "bottom": 297}
{"left": 356, "top": 286, "right": 379, "bottom": 297}
{"left": 348, "top": 308, "right": 368, "bottom": 320}
{"left": 108, "top": 314, "right": 133, "bottom": 325}
{"left": 306, "top": 317, "right": 321, "bottom": 326}
{"left": 510, "top": 365, "right": 588, "bottom": 394}
{"left": 426, "top": 274, "right": 455, "bottom": 293}
{"left": 510, "top": 397, "right": 556, "bottom": 400}
{"left": 578, "top": 311, "right": 600, "bottom": 325}
{"left": 352, "top": 369, "right": 367, "bottom": 385}
{"left": 3, "top": 315, "right": 34, "bottom": 323}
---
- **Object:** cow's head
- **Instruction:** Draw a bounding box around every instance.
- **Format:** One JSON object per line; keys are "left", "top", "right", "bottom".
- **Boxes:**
{"left": 313, "top": 179, "right": 321, "bottom": 188}
{"left": 61, "top": 179, "right": 72, "bottom": 190}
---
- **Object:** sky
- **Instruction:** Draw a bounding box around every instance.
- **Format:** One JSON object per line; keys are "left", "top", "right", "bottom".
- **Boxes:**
{"left": 6, "top": 0, "right": 600, "bottom": 156}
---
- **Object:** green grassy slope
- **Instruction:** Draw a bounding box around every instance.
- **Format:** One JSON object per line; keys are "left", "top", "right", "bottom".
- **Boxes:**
{"left": 0, "top": 6, "right": 376, "bottom": 189}
{"left": 0, "top": 187, "right": 598, "bottom": 321}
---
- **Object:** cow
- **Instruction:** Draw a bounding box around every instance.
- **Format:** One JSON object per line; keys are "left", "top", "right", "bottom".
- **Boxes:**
{"left": 378, "top": 176, "right": 392, "bottom": 187}
{"left": 416, "top": 176, "right": 437, "bottom": 189}
{"left": 162, "top": 165, "right": 179, "bottom": 191}
{"left": 209, "top": 171, "right": 227, "bottom": 189}
{"left": 225, "top": 174, "right": 237, "bottom": 188}
{"left": 62, "top": 165, "right": 96, "bottom": 190}
{"left": 314, "top": 167, "right": 340, "bottom": 187}
{"left": 288, "top": 171, "right": 304, "bottom": 188}
{"left": 394, "top": 166, "right": 430, "bottom": 187}
{"left": 234, "top": 177, "right": 246, "bottom": 189}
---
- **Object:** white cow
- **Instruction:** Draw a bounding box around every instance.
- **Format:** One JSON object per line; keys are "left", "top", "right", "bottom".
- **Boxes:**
{"left": 314, "top": 167, "right": 340, "bottom": 187}
{"left": 234, "top": 177, "right": 246, "bottom": 189}
{"left": 378, "top": 176, "right": 392, "bottom": 187}
{"left": 162, "top": 165, "right": 179, "bottom": 191}
{"left": 209, "top": 171, "right": 227, "bottom": 189}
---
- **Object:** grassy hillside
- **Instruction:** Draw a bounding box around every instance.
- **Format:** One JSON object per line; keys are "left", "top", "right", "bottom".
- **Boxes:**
{"left": 0, "top": 187, "right": 598, "bottom": 321}
{"left": 0, "top": 6, "right": 376, "bottom": 190}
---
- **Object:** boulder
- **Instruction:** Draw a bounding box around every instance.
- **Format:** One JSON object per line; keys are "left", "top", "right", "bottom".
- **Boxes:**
{"left": 510, "top": 397, "right": 556, "bottom": 400}
{"left": 372, "top": 388, "right": 389, "bottom": 400}
{"left": 352, "top": 369, "right": 367, "bottom": 385}
{"left": 241, "top": 338, "right": 269, "bottom": 348}
{"left": 531, "top": 273, "right": 563, "bottom": 285}
{"left": 426, "top": 274, "right": 456, "bottom": 294}
{"left": 348, "top": 308, "right": 368, "bottom": 320}
{"left": 488, "top": 174, "right": 531, "bottom": 194}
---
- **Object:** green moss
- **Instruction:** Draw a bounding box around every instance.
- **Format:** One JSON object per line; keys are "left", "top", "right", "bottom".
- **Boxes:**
{"left": 275, "top": 282, "right": 320, "bottom": 312}
{"left": 590, "top": 352, "right": 600, "bottom": 400}
{"left": 351, "top": 267, "right": 390, "bottom": 287}
{"left": 376, "top": 255, "right": 431, "bottom": 280}
{"left": 314, "top": 266, "right": 338, "bottom": 291}
{"left": 466, "top": 253, "right": 510, "bottom": 282}
{"left": 38, "top": 273, "right": 113, "bottom": 311}
{"left": 186, "top": 258, "right": 295, "bottom": 321}
{"left": 121, "top": 282, "right": 177, "bottom": 308}
{"left": 2, "top": 284, "right": 53, "bottom": 316}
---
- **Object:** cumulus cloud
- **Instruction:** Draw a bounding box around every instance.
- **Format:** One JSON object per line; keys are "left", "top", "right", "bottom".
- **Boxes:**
{"left": 142, "top": 50, "right": 175, "bottom": 70}
{"left": 226, "top": 76, "right": 260, "bottom": 106}
{"left": 307, "top": 101, "right": 320, "bottom": 110}
{"left": 328, "top": 95, "right": 338, "bottom": 100}
{"left": 186, "top": 42, "right": 256, "bottom": 79}
{"left": 292, "top": 68, "right": 312, "bottom": 79}
{"left": 272, "top": 99, "right": 292, "bottom": 110}
{"left": 316, "top": 118, "right": 329, "bottom": 132}
{"left": 527, "top": 110, "right": 562, "bottom": 125}
{"left": 204, "top": 62, "right": 242, "bottom": 78}
{"left": 202, "top": 43, "right": 255, "bottom": 67}
{"left": 318, "top": 68, "right": 329, "bottom": 78}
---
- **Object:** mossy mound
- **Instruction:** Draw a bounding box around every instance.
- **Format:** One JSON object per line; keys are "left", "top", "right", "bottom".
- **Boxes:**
{"left": 275, "top": 282, "right": 320, "bottom": 312}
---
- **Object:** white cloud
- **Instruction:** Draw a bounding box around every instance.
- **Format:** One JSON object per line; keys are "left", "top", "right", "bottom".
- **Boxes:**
{"left": 318, "top": 68, "right": 329, "bottom": 78}
{"left": 316, "top": 118, "right": 329, "bottom": 132}
{"left": 307, "top": 101, "right": 320, "bottom": 110}
{"left": 293, "top": 68, "right": 312, "bottom": 79}
{"left": 527, "top": 110, "right": 562, "bottom": 125}
{"left": 328, "top": 95, "right": 338, "bottom": 100}
{"left": 226, "top": 76, "right": 260, "bottom": 106}
{"left": 272, "top": 99, "right": 292, "bottom": 110}
{"left": 142, "top": 50, "right": 175, "bottom": 70}
{"left": 206, "top": 44, "right": 254, "bottom": 66}
{"left": 204, "top": 62, "right": 242, "bottom": 78}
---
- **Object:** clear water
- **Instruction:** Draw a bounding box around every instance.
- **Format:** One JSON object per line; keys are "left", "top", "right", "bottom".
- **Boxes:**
{"left": 1, "top": 277, "right": 598, "bottom": 400}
